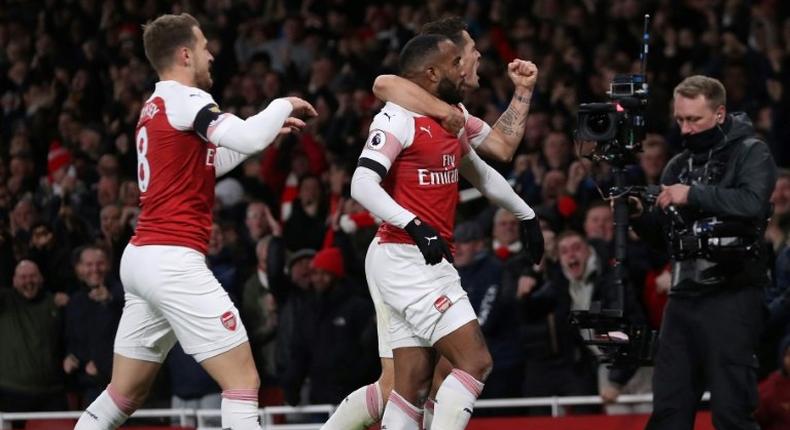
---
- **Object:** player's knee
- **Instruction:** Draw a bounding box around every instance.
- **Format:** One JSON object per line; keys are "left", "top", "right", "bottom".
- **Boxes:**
{"left": 221, "top": 363, "right": 260, "bottom": 391}
{"left": 462, "top": 350, "right": 493, "bottom": 382}
{"left": 242, "top": 366, "right": 261, "bottom": 390}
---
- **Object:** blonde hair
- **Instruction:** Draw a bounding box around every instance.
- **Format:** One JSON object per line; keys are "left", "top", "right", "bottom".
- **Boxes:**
{"left": 673, "top": 75, "right": 726, "bottom": 111}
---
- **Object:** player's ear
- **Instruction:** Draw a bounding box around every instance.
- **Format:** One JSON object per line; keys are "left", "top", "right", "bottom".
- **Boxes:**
{"left": 179, "top": 46, "right": 191, "bottom": 67}
{"left": 425, "top": 65, "right": 439, "bottom": 83}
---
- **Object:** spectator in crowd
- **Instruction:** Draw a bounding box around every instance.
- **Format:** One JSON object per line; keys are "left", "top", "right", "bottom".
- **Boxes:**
{"left": 454, "top": 221, "right": 525, "bottom": 399}
{"left": 27, "top": 221, "right": 75, "bottom": 302}
{"left": 97, "top": 204, "right": 132, "bottom": 282}
{"left": 207, "top": 222, "right": 241, "bottom": 301}
{"left": 274, "top": 248, "right": 316, "bottom": 379}
{"left": 518, "top": 230, "right": 643, "bottom": 411}
{"left": 63, "top": 246, "right": 123, "bottom": 406}
{"left": 244, "top": 201, "right": 276, "bottom": 248}
{"left": 491, "top": 208, "right": 522, "bottom": 261}
{"left": 282, "top": 248, "right": 375, "bottom": 406}
{"left": 283, "top": 175, "right": 328, "bottom": 252}
{"left": 241, "top": 236, "right": 280, "bottom": 385}
{"left": 766, "top": 170, "right": 790, "bottom": 253}
{"left": 755, "top": 336, "right": 790, "bottom": 430}
{"left": 0, "top": 260, "right": 66, "bottom": 412}
{"left": 638, "top": 134, "right": 670, "bottom": 187}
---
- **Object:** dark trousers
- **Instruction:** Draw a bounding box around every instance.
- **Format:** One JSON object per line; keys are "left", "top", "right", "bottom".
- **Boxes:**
{"left": 646, "top": 285, "right": 763, "bottom": 430}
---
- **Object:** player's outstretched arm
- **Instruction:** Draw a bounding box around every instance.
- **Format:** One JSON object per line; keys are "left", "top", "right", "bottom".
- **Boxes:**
{"left": 459, "top": 149, "right": 544, "bottom": 264}
{"left": 481, "top": 59, "right": 538, "bottom": 162}
{"left": 373, "top": 75, "right": 465, "bottom": 135}
{"left": 210, "top": 97, "right": 315, "bottom": 177}
{"left": 201, "top": 97, "right": 316, "bottom": 156}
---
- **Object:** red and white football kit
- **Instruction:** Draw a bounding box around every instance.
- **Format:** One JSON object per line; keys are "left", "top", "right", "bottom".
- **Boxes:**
{"left": 115, "top": 80, "right": 291, "bottom": 363}
{"left": 352, "top": 101, "right": 534, "bottom": 355}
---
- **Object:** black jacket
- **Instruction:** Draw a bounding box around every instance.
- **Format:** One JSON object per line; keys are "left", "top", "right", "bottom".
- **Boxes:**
{"left": 458, "top": 252, "right": 525, "bottom": 368}
{"left": 281, "top": 282, "right": 376, "bottom": 405}
{"left": 64, "top": 281, "right": 123, "bottom": 391}
{"left": 634, "top": 113, "right": 777, "bottom": 293}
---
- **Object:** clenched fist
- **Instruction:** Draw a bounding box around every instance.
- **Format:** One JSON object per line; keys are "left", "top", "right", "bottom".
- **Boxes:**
{"left": 507, "top": 59, "right": 539, "bottom": 94}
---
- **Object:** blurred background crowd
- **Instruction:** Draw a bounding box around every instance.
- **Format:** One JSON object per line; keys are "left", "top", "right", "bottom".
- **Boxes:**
{"left": 1, "top": 0, "right": 790, "bottom": 426}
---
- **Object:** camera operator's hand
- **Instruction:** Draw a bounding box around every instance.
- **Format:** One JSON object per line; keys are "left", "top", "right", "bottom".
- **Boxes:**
{"left": 520, "top": 217, "right": 545, "bottom": 266}
{"left": 404, "top": 217, "right": 453, "bottom": 265}
{"left": 657, "top": 184, "right": 690, "bottom": 209}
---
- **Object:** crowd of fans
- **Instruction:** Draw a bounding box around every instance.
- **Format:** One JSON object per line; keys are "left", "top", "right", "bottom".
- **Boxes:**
{"left": 1, "top": 0, "right": 790, "bottom": 426}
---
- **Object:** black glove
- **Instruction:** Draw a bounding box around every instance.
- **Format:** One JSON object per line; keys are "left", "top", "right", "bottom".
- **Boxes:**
{"left": 520, "top": 217, "right": 544, "bottom": 265}
{"left": 404, "top": 217, "right": 453, "bottom": 265}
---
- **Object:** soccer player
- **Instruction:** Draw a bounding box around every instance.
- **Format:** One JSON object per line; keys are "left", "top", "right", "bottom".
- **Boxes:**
{"left": 322, "top": 18, "right": 539, "bottom": 430}
{"left": 374, "top": 17, "right": 537, "bottom": 163}
{"left": 349, "top": 34, "right": 543, "bottom": 430}
{"left": 74, "top": 13, "right": 316, "bottom": 430}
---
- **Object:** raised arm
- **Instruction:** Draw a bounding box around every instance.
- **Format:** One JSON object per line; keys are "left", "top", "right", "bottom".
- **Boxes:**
{"left": 480, "top": 60, "right": 538, "bottom": 162}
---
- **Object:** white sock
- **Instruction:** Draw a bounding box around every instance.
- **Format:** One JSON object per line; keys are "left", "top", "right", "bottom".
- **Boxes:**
{"left": 75, "top": 385, "right": 135, "bottom": 430}
{"left": 380, "top": 390, "right": 422, "bottom": 430}
{"left": 221, "top": 389, "right": 261, "bottom": 430}
{"left": 432, "top": 369, "right": 484, "bottom": 430}
{"left": 321, "top": 382, "right": 384, "bottom": 430}
{"left": 422, "top": 398, "right": 435, "bottom": 430}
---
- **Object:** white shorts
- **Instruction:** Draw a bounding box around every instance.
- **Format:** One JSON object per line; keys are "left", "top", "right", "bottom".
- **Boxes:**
{"left": 114, "top": 244, "right": 248, "bottom": 363}
{"left": 365, "top": 239, "right": 476, "bottom": 356}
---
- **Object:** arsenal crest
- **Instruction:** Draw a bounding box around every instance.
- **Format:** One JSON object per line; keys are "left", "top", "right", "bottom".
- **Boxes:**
{"left": 434, "top": 295, "right": 451, "bottom": 313}
{"left": 221, "top": 311, "right": 237, "bottom": 331}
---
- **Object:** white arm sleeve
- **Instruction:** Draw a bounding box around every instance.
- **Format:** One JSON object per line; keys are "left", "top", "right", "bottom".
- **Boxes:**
{"left": 459, "top": 149, "right": 536, "bottom": 220}
{"left": 208, "top": 98, "right": 293, "bottom": 155}
{"left": 214, "top": 147, "right": 248, "bottom": 177}
{"left": 350, "top": 166, "right": 415, "bottom": 229}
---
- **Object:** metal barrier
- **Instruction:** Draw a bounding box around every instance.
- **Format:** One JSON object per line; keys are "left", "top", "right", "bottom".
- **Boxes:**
{"left": 0, "top": 392, "right": 711, "bottom": 430}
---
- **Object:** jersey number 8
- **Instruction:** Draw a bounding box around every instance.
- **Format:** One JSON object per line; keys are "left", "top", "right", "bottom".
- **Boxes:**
{"left": 136, "top": 126, "right": 151, "bottom": 192}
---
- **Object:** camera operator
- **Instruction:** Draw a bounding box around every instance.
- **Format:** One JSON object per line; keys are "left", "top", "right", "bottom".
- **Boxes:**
{"left": 632, "top": 75, "right": 777, "bottom": 430}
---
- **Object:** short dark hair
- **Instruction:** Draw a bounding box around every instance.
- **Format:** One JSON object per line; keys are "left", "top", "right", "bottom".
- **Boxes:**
{"left": 421, "top": 16, "right": 468, "bottom": 45}
{"left": 399, "top": 34, "right": 452, "bottom": 77}
{"left": 72, "top": 244, "right": 108, "bottom": 267}
{"left": 557, "top": 229, "right": 586, "bottom": 244}
{"left": 143, "top": 13, "right": 200, "bottom": 74}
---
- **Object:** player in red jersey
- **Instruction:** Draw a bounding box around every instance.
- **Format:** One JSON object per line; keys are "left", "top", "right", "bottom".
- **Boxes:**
{"left": 74, "top": 14, "right": 316, "bottom": 430}
{"left": 322, "top": 18, "right": 541, "bottom": 430}
{"left": 348, "top": 34, "right": 543, "bottom": 430}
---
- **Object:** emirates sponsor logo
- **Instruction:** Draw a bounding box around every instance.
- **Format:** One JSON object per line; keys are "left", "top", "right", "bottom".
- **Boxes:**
{"left": 434, "top": 295, "right": 452, "bottom": 313}
{"left": 417, "top": 168, "right": 459, "bottom": 185}
{"left": 417, "top": 154, "right": 458, "bottom": 186}
{"left": 221, "top": 311, "right": 237, "bottom": 331}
